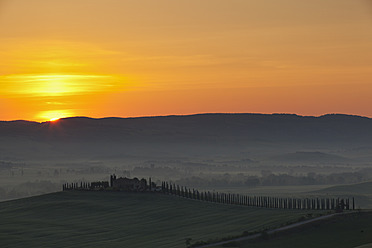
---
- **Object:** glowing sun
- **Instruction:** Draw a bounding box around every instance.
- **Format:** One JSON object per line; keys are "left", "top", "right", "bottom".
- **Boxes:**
{"left": 37, "top": 110, "right": 72, "bottom": 122}
{"left": 50, "top": 117, "right": 61, "bottom": 122}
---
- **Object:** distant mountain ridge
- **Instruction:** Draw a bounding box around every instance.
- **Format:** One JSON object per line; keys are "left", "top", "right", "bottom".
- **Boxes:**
{"left": 1, "top": 113, "right": 372, "bottom": 144}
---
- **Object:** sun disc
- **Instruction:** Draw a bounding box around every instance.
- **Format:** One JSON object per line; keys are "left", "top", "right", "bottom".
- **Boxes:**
{"left": 36, "top": 110, "right": 73, "bottom": 122}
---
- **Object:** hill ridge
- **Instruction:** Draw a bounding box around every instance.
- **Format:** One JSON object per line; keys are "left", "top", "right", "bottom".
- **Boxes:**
{"left": 1, "top": 112, "right": 371, "bottom": 124}
{"left": 1, "top": 113, "right": 372, "bottom": 144}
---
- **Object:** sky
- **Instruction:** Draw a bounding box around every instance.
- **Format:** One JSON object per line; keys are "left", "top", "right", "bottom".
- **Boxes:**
{"left": 1, "top": 0, "right": 372, "bottom": 122}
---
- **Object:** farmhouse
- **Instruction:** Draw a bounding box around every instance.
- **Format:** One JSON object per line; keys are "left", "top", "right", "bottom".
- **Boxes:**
{"left": 110, "top": 174, "right": 148, "bottom": 192}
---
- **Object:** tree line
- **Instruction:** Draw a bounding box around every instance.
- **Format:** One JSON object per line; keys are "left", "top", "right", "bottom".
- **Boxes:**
{"left": 161, "top": 181, "right": 354, "bottom": 211}
{"left": 62, "top": 179, "right": 354, "bottom": 211}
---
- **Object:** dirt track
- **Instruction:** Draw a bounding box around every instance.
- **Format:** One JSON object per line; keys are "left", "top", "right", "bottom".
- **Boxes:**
{"left": 196, "top": 212, "right": 351, "bottom": 248}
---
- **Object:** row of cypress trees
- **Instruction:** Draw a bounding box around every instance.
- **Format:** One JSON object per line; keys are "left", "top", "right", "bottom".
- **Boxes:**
{"left": 63, "top": 180, "right": 111, "bottom": 191}
{"left": 161, "top": 181, "right": 354, "bottom": 211}
{"left": 62, "top": 180, "right": 354, "bottom": 211}
{"left": 63, "top": 182, "right": 88, "bottom": 190}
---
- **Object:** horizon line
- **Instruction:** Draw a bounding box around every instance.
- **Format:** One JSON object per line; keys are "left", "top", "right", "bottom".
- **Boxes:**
{"left": 1, "top": 112, "right": 370, "bottom": 123}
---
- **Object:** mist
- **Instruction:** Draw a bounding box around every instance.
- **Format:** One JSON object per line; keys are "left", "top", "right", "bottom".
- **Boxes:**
{"left": 1, "top": 113, "right": 372, "bottom": 202}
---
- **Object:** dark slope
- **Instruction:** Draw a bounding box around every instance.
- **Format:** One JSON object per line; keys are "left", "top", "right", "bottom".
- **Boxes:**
{"left": 231, "top": 211, "right": 372, "bottom": 248}
{"left": 1, "top": 113, "right": 371, "bottom": 159}
{"left": 0, "top": 191, "right": 314, "bottom": 248}
{"left": 1, "top": 113, "right": 371, "bottom": 144}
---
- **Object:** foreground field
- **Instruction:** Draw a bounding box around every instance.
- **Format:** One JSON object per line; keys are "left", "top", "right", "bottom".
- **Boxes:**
{"left": 0, "top": 191, "right": 324, "bottom": 248}
{"left": 214, "top": 211, "right": 372, "bottom": 248}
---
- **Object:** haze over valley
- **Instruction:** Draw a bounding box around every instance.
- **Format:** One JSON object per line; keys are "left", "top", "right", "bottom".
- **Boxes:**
{"left": 1, "top": 113, "right": 372, "bottom": 207}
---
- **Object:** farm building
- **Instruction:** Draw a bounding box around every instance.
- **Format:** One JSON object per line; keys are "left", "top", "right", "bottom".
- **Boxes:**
{"left": 110, "top": 175, "right": 148, "bottom": 192}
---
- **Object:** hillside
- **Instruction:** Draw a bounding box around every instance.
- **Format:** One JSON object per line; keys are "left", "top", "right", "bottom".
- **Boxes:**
{"left": 1, "top": 113, "right": 372, "bottom": 144}
{"left": 0, "top": 191, "right": 323, "bottom": 248}
{"left": 219, "top": 211, "right": 372, "bottom": 248}
{"left": 1, "top": 113, "right": 372, "bottom": 159}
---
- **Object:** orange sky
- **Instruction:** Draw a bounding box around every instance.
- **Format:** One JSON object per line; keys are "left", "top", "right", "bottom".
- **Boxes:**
{"left": 1, "top": 0, "right": 372, "bottom": 122}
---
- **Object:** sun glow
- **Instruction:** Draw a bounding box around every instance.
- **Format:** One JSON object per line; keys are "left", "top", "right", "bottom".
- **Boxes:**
{"left": 1, "top": 1, "right": 372, "bottom": 121}
{"left": 0, "top": 74, "right": 120, "bottom": 97}
{"left": 37, "top": 110, "right": 73, "bottom": 122}
{"left": 0, "top": 72, "right": 133, "bottom": 122}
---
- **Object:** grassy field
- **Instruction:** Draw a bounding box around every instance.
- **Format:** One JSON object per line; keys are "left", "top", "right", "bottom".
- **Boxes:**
{"left": 0, "top": 191, "right": 326, "bottom": 248}
{"left": 316, "top": 181, "right": 372, "bottom": 194}
{"left": 214, "top": 211, "right": 372, "bottom": 248}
